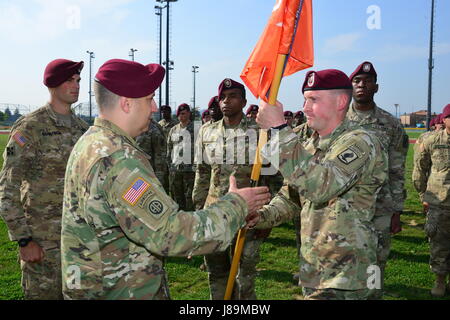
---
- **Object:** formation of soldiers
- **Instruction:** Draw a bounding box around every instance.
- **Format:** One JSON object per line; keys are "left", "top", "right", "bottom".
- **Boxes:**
{"left": 0, "top": 57, "right": 449, "bottom": 300}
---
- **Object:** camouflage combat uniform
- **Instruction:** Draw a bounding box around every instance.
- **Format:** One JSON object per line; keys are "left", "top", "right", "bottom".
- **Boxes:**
{"left": 193, "top": 114, "right": 265, "bottom": 300}
{"left": 412, "top": 129, "right": 450, "bottom": 276}
{"left": 346, "top": 103, "right": 408, "bottom": 298}
{"left": 0, "top": 103, "right": 88, "bottom": 300}
{"left": 167, "top": 121, "right": 196, "bottom": 211}
{"left": 257, "top": 119, "right": 388, "bottom": 300}
{"left": 61, "top": 118, "right": 250, "bottom": 300}
{"left": 136, "top": 119, "right": 169, "bottom": 192}
{"left": 158, "top": 117, "right": 179, "bottom": 138}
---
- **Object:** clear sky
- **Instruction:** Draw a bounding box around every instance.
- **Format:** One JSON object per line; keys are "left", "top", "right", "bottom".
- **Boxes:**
{"left": 0, "top": 0, "right": 449, "bottom": 116}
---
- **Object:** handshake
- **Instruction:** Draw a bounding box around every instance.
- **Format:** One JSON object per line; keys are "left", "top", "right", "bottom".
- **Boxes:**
{"left": 227, "top": 176, "right": 271, "bottom": 229}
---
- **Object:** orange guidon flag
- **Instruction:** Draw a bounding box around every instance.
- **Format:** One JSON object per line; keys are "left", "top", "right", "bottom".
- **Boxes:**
{"left": 240, "top": 0, "right": 314, "bottom": 101}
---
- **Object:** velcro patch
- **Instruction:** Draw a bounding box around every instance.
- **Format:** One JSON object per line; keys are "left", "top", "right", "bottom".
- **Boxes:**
{"left": 337, "top": 148, "right": 359, "bottom": 165}
{"left": 12, "top": 132, "right": 27, "bottom": 147}
{"left": 122, "top": 177, "right": 151, "bottom": 206}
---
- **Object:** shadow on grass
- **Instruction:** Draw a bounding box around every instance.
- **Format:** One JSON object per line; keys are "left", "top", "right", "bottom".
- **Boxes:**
{"left": 393, "top": 234, "right": 428, "bottom": 246}
{"left": 257, "top": 269, "right": 296, "bottom": 284}
{"left": 263, "top": 236, "right": 297, "bottom": 248}
{"left": 384, "top": 283, "right": 449, "bottom": 300}
{"left": 390, "top": 249, "right": 429, "bottom": 264}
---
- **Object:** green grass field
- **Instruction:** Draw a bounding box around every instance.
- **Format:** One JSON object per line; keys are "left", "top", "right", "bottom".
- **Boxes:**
{"left": 0, "top": 132, "right": 446, "bottom": 300}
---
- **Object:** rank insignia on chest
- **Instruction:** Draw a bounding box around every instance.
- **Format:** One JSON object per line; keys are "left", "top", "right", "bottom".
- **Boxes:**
{"left": 122, "top": 177, "right": 151, "bottom": 206}
{"left": 12, "top": 132, "right": 27, "bottom": 147}
{"left": 337, "top": 148, "right": 359, "bottom": 165}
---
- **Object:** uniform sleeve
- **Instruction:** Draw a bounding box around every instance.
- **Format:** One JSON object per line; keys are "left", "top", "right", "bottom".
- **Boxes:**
{"left": 412, "top": 135, "right": 431, "bottom": 201}
{"left": 263, "top": 127, "right": 375, "bottom": 205}
{"left": 166, "top": 126, "right": 174, "bottom": 170}
{"left": 388, "top": 125, "right": 409, "bottom": 211}
{"left": 192, "top": 126, "right": 211, "bottom": 210}
{"left": 256, "top": 183, "right": 301, "bottom": 229}
{"left": 102, "top": 153, "right": 247, "bottom": 257}
{"left": 0, "top": 124, "right": 36, "bottom": 240}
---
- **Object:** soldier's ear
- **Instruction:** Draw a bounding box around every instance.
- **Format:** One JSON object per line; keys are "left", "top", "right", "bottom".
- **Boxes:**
{"left": 119, "top": 97, "right": 131, "bottom": 114}
{"left": 374, "top": 84, "right": 379, "bottom": 94}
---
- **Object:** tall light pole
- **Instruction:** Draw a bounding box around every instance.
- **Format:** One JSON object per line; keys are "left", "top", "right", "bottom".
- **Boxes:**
{"left": 157, "top": 0, "right": 178, "bottom": 106}
{"left": 394, "top": 104, "right": 399, "bottom": 118}
{"left": 192, "top": 66, "right": 199, "bottom": 120}
{"left": 154, "top": 4, "right": 166, "bottom": 116}
{"left": 129, "top": 48, "right": 138, "bottom": 61}
{"left": 427, "top": 0, "right": 435, "bottom": 130}
{"left": 86, "top": 51, "right": 95, "bottom": 122}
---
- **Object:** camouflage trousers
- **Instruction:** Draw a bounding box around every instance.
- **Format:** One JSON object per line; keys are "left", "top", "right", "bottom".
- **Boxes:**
{"left": 302, "top": 287, "right": 371, "bottom": 300}
{"left": 20, "top": 241, "right": 63, "bottom": 300}
{"left": 425, "top": 206, "right": 450, "bottom": 275}
{"left": 169, "top": 171, "right": 195, "bottom": 211}
{"left": 369, "top": 214, "right": 392, "bottom": 299}
{"left": 204, "top": 229, "right": 264, "bottom": 300}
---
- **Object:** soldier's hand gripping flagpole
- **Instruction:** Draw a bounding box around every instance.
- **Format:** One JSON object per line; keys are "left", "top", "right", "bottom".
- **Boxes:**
{"left": 224, "top": 0, "right": 314, "bottom": 300}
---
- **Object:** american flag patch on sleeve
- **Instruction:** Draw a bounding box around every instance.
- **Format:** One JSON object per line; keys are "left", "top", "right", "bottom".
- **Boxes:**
{"left": 122, "top": 177, "right": 151, "bottom": 206}
{"left": 12, "top": 132, "right": 27, "bottom": 147}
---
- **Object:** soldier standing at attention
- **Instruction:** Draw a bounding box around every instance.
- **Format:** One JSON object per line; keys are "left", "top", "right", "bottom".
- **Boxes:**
{"left": 193, "top": 78, "right": 270, "bottom": 300}
{"left": 413, "top": 104, "right": 450, "bottom": 297}
{"left": 208, "top": 96, "right": 223, "bottom": 122}
{"left": 346, "top": 61, "right": 409, "bottom": 299}
{"left": 284, "top": 111, "right": 294, "bottom": 128}
{"left": 255, "top": 69, "right": 388, "bottom": 300}
{"left": 0, "top": 59, "right": 88, "bottom": 300}
{"left": 61, "top": 59, "right": 271, "bottom": 300}
{"left": 202, "top": 110, "right": 212, "bottom": 124}
{"left": 246, "top": 104, "right": 259, "bottom": 120}
{"left": 158, "top": 105, "right": 178, "bottom": 137}
{"left": 293, "top": 110, "right": 306, "bottom": 127}
{"left": 167, "top": 103, "right": 196, "bottom": 211}
{"left": 136, "top": 119, "right": 169, "bottom": 192}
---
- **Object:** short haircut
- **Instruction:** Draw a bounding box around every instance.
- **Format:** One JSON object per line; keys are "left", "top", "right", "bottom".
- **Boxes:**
{"left": 330, "top": 89, "right": 352, "bottom": 107}
{"left": 94, "top": 81, "right": 120, "bottom": 111}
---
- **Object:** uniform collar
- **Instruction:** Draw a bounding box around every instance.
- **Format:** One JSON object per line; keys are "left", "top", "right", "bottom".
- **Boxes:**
{"left": 348, "top": 102, "right": 378, "bottom": 123}
{"left": 218, "top": 113, "right": 252, "bottom": 130}
{"left": 93, "top": 117, "right": 137, "bottom": 147}
{"left": 317, "top": 119, "right": 349, "bottom": 151}
{"left": 45, "top": 103, "right": 78, "bottom": 128}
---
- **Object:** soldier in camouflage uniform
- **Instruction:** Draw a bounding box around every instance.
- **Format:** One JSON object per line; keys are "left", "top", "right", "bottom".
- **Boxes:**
{"left": 158, "top": 105, "right": 179, "bottom": 137}
{"left": 412, "top": 104, "right": 450, "bottom": 297}
{"left": 136, "top": 119, "right": 169, "bottom": 192}
{"left": 346, "top": 61, "right": 409, "bottom": 299}
{"left": 208, "top": 96, "right": 223, "bottom": 122}
{"left": 256, "top": 69, "right": 388, "bottom": 300}
{"left": 61, "top": 59, "right": 271, "bottom": 300}
{"left": 0, "top": 59, "right": 88, "bottom": 300}
{"left": 167, "top": 104, "right": 196, "bottom": 211}
{"left": 293, "top": 110, "right": 306, "bottom": 127}
{"left": 193, "top": 78, "right": 270, "bottom": 300}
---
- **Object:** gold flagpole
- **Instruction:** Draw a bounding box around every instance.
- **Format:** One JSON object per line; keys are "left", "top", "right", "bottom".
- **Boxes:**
{"left": 224, "top": 54, "right": 287, "bottom": 300}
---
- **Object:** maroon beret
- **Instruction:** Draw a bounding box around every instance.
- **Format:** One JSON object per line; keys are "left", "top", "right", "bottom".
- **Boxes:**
{"left": 202, "top": 110, "right": 211, "bottom": 119}
{"left": 442, "top": 104, "right": 450, "bottom": 119}
{"left": 294, "top": 110, "right": 304, "bottom": 118}
{"left": 302, "top": 69, "right": 352, "bottom": 93}
{"left": 160, "top": 105, "right": 171, "bottom": 112}
{"left": 208, "top": 96, "right": 219, "bottom": 109}
{"left": 177, "top": 103, "right": 190, "bottom": 116}
{"left": 430, "top": 117, "right": 436, "bottom": 127}
{"left": 246, "top": 104, "right": 259, "bottom": 115}
{"left": 349, "top": 61, "right": 378, "bottom": 82}
{"left": 43, "top": 59, "right": 84, "bottom": 88}
{"left": 284, "top": 111, "right": 294, "bottom": 117}
{"left": 218, "top": 78, "right": 246, "bottom": 99}
{"left": 95, "top": 59, "right": 165, "bottom": 98}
